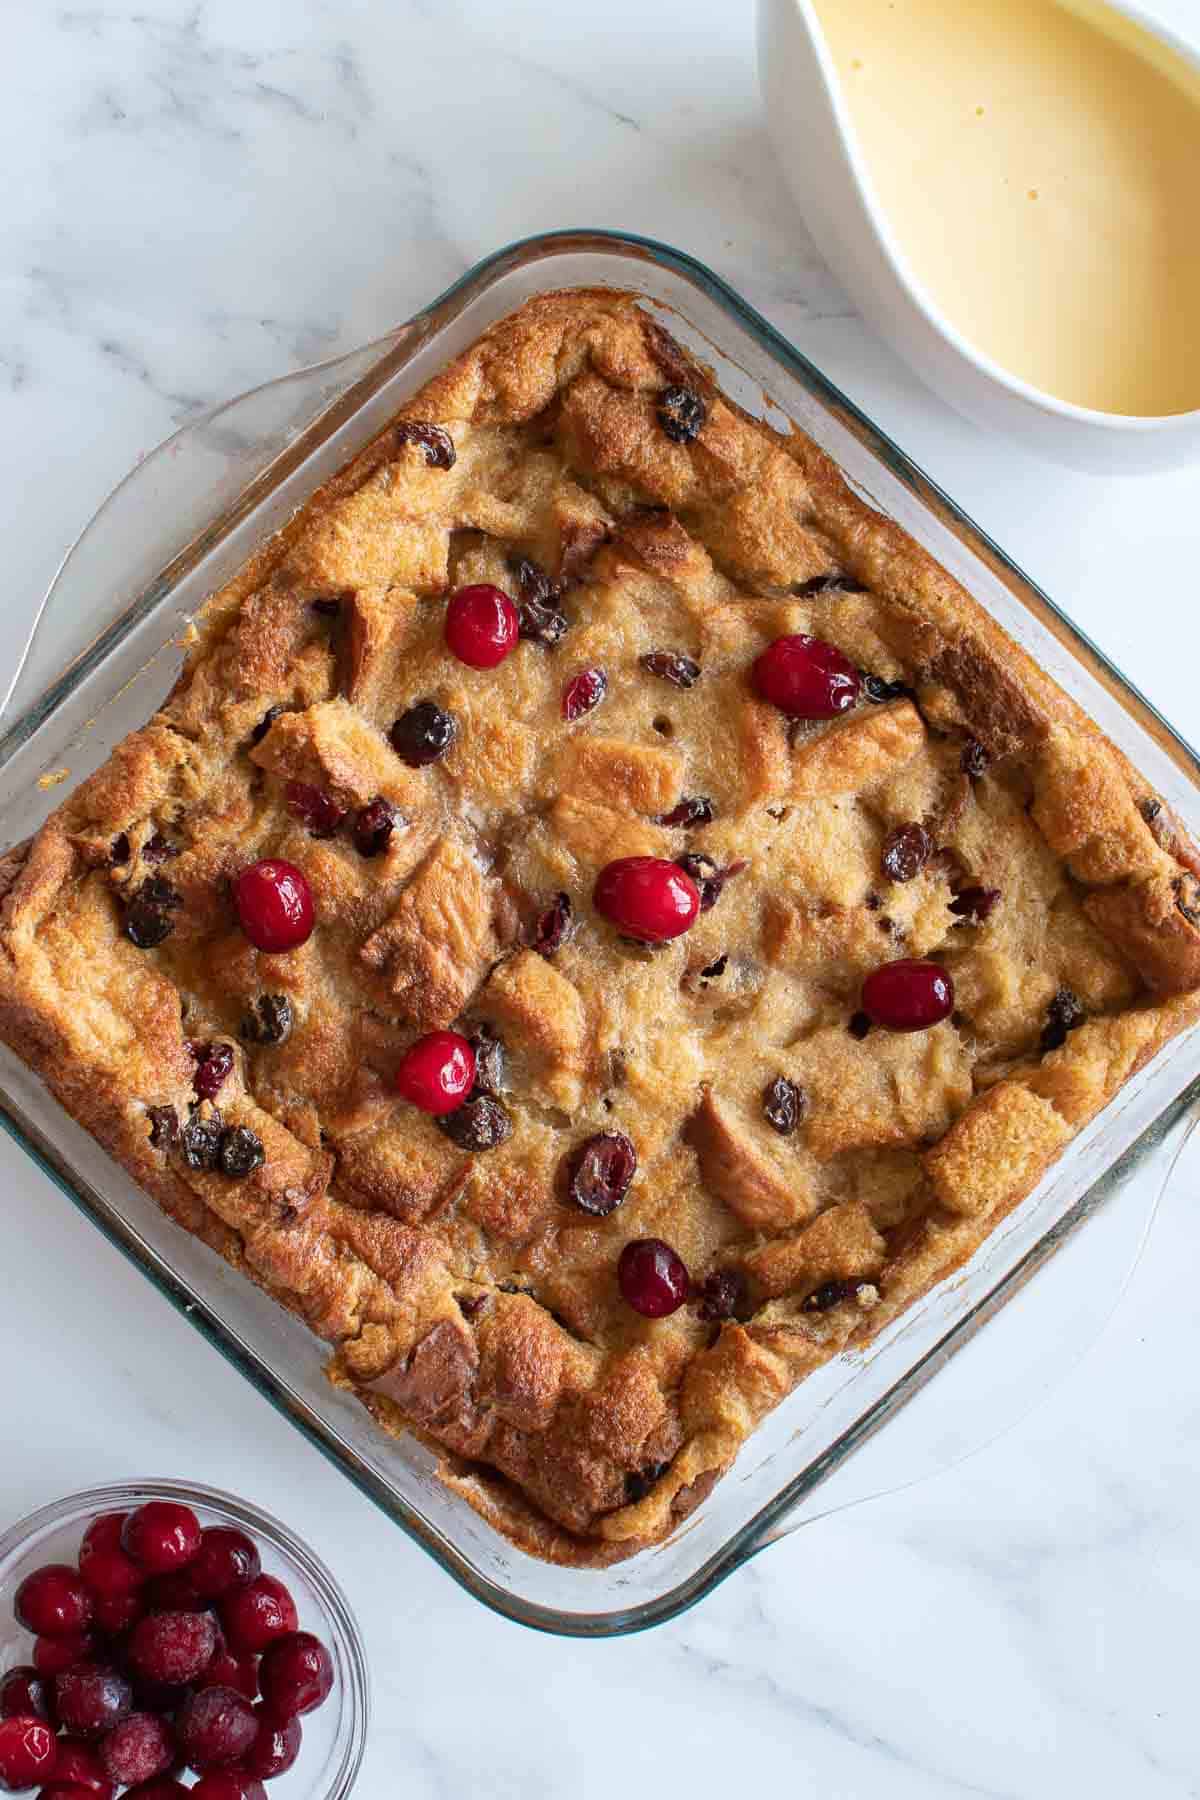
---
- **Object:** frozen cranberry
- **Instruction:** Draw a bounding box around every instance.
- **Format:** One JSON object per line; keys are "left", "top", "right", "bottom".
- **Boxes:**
{"left": 177, "top": 1686, "right": 257, "bottom": 1772}
{"left": 617, "top": 1238, "right": 691, "bottom": 1318}
{"left": 190, "top": 1775, "right": 266, "bottom": 1800}
{"left": 752, "top": 633, "right": 861, "bottom": 718}
{"left": 444, "top": 583, "right": 519, "bottom": 669}
{"left": 258, "top": 1632, "right": 332, "bottom": 1719}
{"left": 92, "top": 1590, "right": 146, "bottom": 1635}
{"left": 0, "top": 1716, "right": 57, "bottom": 1792}
{"left": 219, "top": 1578, "right": 297, "bottom": 1657}
{"left": 861, "top": 959, "right": 954, "bottom": 1032}
{"left": 561, "top": 667, "right": 607, "bottom": 721}
{"left": 78, "top": 1515, "right": 143, "bottom": 1605}
{"left": 129, "top": 1610, "right": 217, "bottom": 1686}
{"left": 241, "top": 1703, "right": 301, "bottom": 1779}
{"left": 121, "top": 1782, "right": 189, "bottom": 1800}
{"left": 55, "top": 1668, "right": 131, "bottom": 1739}
{"left": 44, "top": 1738, "right": 111, "bottom": 1797}
{"left": 188, "top": 1530, "right": 261, "bottom": 1602}
{"left": 394, "top": 1030, "right": 476, "bottom": 1115}
{"left": 594, "top": 856, "right": 700, "bottom": 942}
{"left": 284, "top": 780, "right": 346, "bottom": 839}
{"left": 145, "top": 1570, "right": 203, "bottom": 1613}
{"left": 33, "top": 1634, "right": 95, "bottom": 1677}
{"left": 233, "top": 860, "right": 314, "bottom": 954}
{"left": 15, "top": 1566, "right": 92, "bottom": 1638}
{"left": 198, "top": 1650, "right": 258, "bottom": 1703}
{"left": 98, "top": 1712, "right": 176, "bottom": 1788}
{"left": 121, "top": 1503, "right": 202, "bottom": 1576}
{"left": 0, "top": 1671, "right": 50, "bottom": 1724}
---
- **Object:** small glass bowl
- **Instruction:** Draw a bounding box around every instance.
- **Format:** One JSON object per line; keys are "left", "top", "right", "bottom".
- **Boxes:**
{"left": 0, "top": 1479, "right": 369, "bottom": 1797}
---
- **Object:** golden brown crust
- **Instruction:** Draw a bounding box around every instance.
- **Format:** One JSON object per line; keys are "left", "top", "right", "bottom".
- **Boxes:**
{"left": 2, "top": 289, "right": 1199, "bottom": 1564}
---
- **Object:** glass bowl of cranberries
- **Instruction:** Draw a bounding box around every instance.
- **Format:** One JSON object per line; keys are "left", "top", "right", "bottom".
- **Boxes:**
{"left": 0, "top": 1481, "right": 368, "bottom": 1798}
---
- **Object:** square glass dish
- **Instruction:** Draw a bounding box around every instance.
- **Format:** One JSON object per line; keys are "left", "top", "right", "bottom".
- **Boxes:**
{"left": 3, "top": 229, "right": 1200, "bottom": 1637}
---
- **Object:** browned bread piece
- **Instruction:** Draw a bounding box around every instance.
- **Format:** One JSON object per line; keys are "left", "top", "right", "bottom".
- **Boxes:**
{"left": 2, "top": 290, "right": 1198, "bottom": 1565}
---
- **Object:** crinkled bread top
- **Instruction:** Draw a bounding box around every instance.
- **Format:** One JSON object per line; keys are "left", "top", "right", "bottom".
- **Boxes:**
{"left": 2, "top": 291, "right": 1199, "bottom": 1565}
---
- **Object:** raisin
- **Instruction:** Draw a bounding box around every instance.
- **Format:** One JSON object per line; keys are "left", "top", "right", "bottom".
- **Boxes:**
{"left": 514, "top": 557, "right": 569, "bottom": 646}
{"left": 468, "top": 1027, "right": 506, "bottom": 1098}
{"left": 188, "top": 1041, "right": 235, "bottom": 1101}
{"left": 180, "top": 1112, "right": 223, "bottom": 1171}
{"left": 949, "top": 885, "right": 1001, "bottom": 924}
{"left": 110, "top": 833, "right": 131, "bottom": 864}
{"left": 697, "top": 1269, "right": 746, "bottom": 1323}
{"left": 676, "top": 853, "right": 747, "bottom": 912}
{"left": 762, "top": 1075, "right": 805, "bottom": 1135}
{"left": 639, "top": 650, "right": 701, "bottom": 688}
{"left": 792, "top": 573, "right": 868, "bottom": 597}
{"left": 530, "top": 891, "right": 572, "bottom": 957}
{"left": 352, "top": 796, "right": 401, "bottom": 858}
{"left": 240, "top": 994, "right": 293, "bottom": 1045}
{"left": 310, "top": 596, "right": 343, "bottom": 617}
{"left": 251, "top": 704, "right": 284, "bottom": 745}
{"left": 1041, "top": 986, "right": 1085, "bottom": 1052}
{"left": 142, "top": 833, "right": 180, "bottom": 864}
{"left": 218, "top": 1126, "right": 266, "bottom": 1178}
{"left": 881, "top": 822, "right": 933, "bottom": 883}
{"left": 1176, "top": 874, "right": 1200, "bottom": 928}
{"left": 658, "top": 795, "right": 715, "bottom": 829}
{"left": 392, "top": 420, "right": 456, "bottom": 469}
{"left": 561, "top": 668, "right": 607, "bottom": 721}
{"left": 625, "top": 1461, "right": 669, "bottom": 1504}
{"left": 124, "top": 876, "right": 182, "bottom": 949}
{"left": 390, "top": 701, "right": 456, "bottom": 767}
{"left": 961, "top": 738, "right": 990, "bottom": 778}
{"left": 699, "top": 954, "right": 728, "bottom": 979}
{"left": 1139, "top": 797, "right": 1162, "bottom": 824}
{"left": 848, "top": 1011, "right": 872, "bottom": 1041}
{"left": 146, "top": 1106, "right": 178, "bottom": 1150}
{"left": 565, "top": 1132, "right": 637, "bottom": 1215}
{"left": 656, "top": 386, "right": 707, "bottom": 444}
{"left": 862, "top": 674, "right": 911, "bottom": 704}
{"left": 437, "top": 1095, "right": 513, "bottom": 1152}
{"left": 801, "top": 1279, "right": 859, "bottom": 1313}
{"left": 285, "top": 780, "right": 347, "bottom": 839}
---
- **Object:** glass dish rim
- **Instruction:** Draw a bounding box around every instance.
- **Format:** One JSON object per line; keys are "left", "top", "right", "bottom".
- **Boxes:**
{"left": 3, "top": 227, "right": 1200, "bottom": 1639}
{"left": 0, "top": 1476, "right": 370, "bottom": 1797}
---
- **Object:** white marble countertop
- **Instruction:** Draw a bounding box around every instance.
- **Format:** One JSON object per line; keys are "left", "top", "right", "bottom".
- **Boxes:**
{"left": 4, "top": 2, "right": 1200, "bottom": 1794}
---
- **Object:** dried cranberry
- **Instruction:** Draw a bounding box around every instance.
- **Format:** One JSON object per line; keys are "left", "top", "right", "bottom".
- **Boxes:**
{"left": 258, "top": 1631, "right": 333, "bottom": 1717}
{"left": 176, "top": 1686, "right": 257, "bottom": 1772}
{"left": 129, "top": 1610, "right": 217, "bottom": 1686}
{"left": 241, "top": 1703, "right": 301, "bottom": 1780}
{"left": 639, "top": 650, "right": 701, "bottom": 688}
{"left": 881, "top": 822, "right": 933, "bottom": 883}
{"left": 949, "top": 885, "right": 1001, "bottom": 924}
{"left": 0, "top": 1716, "right": 58, "bottom": 1791}
{"left": 33, "top": 1634, "right": 96, "bottom": 1677}
{"left": 436, "top": 1095, "right": 513, "bottom": 1152}
{"left": 217, "top": 1127, "right": 265, "bottom": 1179}
{"left": 45, "top": 1736, "right": 112, "bottom": 1797}
{"left": 861, "top": 959, "right": 954, "bottom": 1032}
{"left": 55, "top": 1667, "right": 132, "bottom": 1739}
{"left": 283, "top": 781, "right": 344, "bottom": 840}
{"left": 530, "top": 891, "right": 572, "bottom": 956}
{"left": 219, "top": 1578, "right": 297, "bottom": 1657}
{"left": 395, "top": 1031, "right": 476, "bottom": 1116}
{"left": 142, "top": 834, "right": 180, "bottom": 864}
{"left": 250, "top": 705, "right": 283, "bottom": 746}
{"left": 1041, "top": 986, "right": 1085, "bottom": 1052}
{"left": 239, "top": 994, "right": 292, "bottom": 1046}
{"left": 696, "top": 1269, "right": 746, "bottom": 1323}
{"left": 98, "top": 1713, "right": 176, "bottom": 1788}
{"left": 802, "top": 1278, "right": 860, "bottom": 1313}
{"left": 565, "top": 1133, "right": 637, "bottom": 1216}
{"left": 122, "top": 1502, "right": 202, "bottom": 1575}
{"left": 753, "top": 634, "right": 860, "bottom": 718}
{"left": 762, "top": 1075, "right": 805, "bottom": 1135}
{"left": 444, "top": 584, "right": 519, "bottom": 669}
{"left": 618, "top": 1239, "right": 690, "bottom": 1317}
{"left": 180, "top": 1114, "right": 223, "bottom": 1172}
{"left": 468, "top": 1027, "right": 506, "bottom": 1098}
{"left": 961, "top": 738, "right": 990, "bottom": 778}
{"left": 352, "top": 796, "right": 400, "bottom": 858}
{"left": 234, "top": 860, "right": 314, "bottom": 953}
{"left": 189, "top": 1530, "right": 261, "bottom": 1602}
{"left": 124, "top": 877, "right": 182, "bottom": 949}
{"left": 15, "top": 1566, "right": 93, "bottom": 1637}
{"left": 188, "top": 1041, "right": 235, "bottom": 1101}
{"left": 0, "top": 1669, "right": 51, "bottom": 1724}
{"left": 561, "top": 667, "right": 607, "bottom": 721}
{"left": 190, "top": 1774, "right": 266, "bottom": 1800}
{"left": 658, "top": 795, "right": 714, "bottom": 829}
{"left": 390, "top": 701, "right": 456, "bottom": 766}
{"left": 392, "top": 419, "right": 455, "bottom": 468}
{"left": 656, "top": 386, "right": 707, "bottom": 443}
{"left": 514, "top": 559, "right": 569, "bottom": 646}
{"left": 594, "top": 856, "right": 700, "bottom": 942}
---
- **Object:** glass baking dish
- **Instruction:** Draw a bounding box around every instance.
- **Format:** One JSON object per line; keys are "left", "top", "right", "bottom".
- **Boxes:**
{"left": 3, "top": 229, "right": 1199, "bottom": 1637}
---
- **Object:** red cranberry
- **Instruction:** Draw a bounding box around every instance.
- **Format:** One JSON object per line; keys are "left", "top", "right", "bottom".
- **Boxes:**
{"left": 617, "top": 1238, "right": 691, "bottom": 1317}
{"left": 15, "top": 1566, "right": 93, "bottom": 1637}
{"left": 861, "top": 958, "right": 954, "bottom": 1032}
{"left": 241, "top": 1703, "right": 301, "bottom": 1779}
{"left": 752, "top": 633, "right": 861, "bottom": 718}
{"left": 219, "top": 1578, "right": 297, "bottom": 1656}
{"left": 561, "top": 667, "right": 607, "bottom": 721}
{"left": 394, "top": 1030, "right": 476, "bottom": 1115}
{"left": 188, "top": 1530, "right": 261, "bottom": 1602}
{"left": 0, "top": 1671, "right": 51, "bottom": 1724}
{"left": 233, "top": 861, "right": 314, "bottom": 954}
{"left": 594, "top": 857, "right": 700, "bottom": 942}
{"left": 33, "top": 1633, "right": 95, "bottom": 1677}
{"left": 129, "top": 1610, "right": 217, "bottom": 1686}
{"left": 176, "top": 1686, "right": 257, "bottom": 1772}
{"left": 0, "top": 1716, "right": 57, "bottom": 1792}
{"left": 45, "top": 1736, "right": 113, "bottom": 1797}
{"left": 98, "top": 1713, "right": 176, "bottom": 1788}
{"left": 55, "top": 1667, "right": 132, "bottom": 1739}
{"left": 444, "top": 584, "right": 519, "bottom": 669}
{"left": 258, "top": 1632, "right": 332, "bottom": 1718}
{"left": 190, "top": 1775, "right": 267, "bottom": 1800}
{"left": 121, "top": 1503, "right": 202, "bottom": 1576}
{"left": 92, "top": 1589, "right": 146, "bottom": 1635}
{"left": 198, "top": 1650, "right": 258, "bottom": 1703}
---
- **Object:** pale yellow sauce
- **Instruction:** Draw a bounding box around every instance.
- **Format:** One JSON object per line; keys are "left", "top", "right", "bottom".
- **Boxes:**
{"left": 815, "top": 0, "right": 1200, "bottom": 415}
